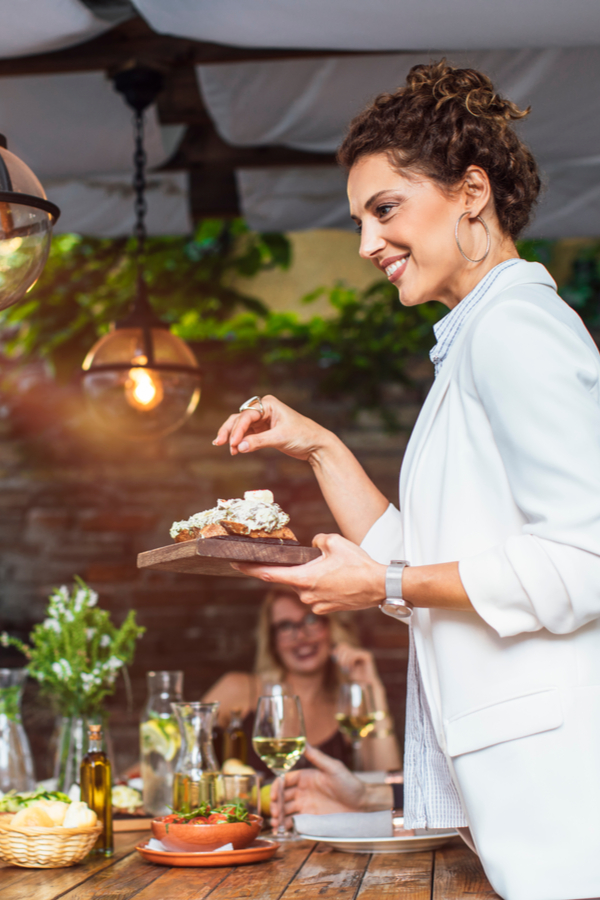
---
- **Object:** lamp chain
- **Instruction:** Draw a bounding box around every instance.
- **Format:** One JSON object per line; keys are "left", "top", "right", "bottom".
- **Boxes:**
{"left": 133, "top": 110, "right": 147, "bottom": 258}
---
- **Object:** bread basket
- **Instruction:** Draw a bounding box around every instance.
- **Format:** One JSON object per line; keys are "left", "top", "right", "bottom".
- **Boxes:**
{"left": 0, "top": 815, "right": 103, "bottom": 868}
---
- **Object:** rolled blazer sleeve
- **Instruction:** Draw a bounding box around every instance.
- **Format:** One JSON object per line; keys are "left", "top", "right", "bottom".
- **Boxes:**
{"left": 458, "top": 299, "right": 600, "bottom": 637}
{"left": 360, "top": 502, "right": 404, "bottom": 565}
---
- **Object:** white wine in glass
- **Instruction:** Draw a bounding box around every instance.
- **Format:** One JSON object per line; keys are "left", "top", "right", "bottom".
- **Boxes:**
{"left": 252, "top": 695, "right": 306, "bottom": 842}
{"left": 335, "top": 682, "right": 376, "bottom": 771}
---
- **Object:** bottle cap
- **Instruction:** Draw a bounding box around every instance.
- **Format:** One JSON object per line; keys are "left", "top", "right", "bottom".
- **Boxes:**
{"left": 88, "top": 723, "right": 102, "bottom": 737}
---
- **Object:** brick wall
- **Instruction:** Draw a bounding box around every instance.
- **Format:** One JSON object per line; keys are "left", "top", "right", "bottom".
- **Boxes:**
{"left": 0, "top": 355, "right": 434, "bottom": 778}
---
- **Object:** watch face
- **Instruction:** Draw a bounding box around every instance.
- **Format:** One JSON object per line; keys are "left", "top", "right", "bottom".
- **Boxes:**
{"left": 381, "top": 600, "right": 412, "bottom": 620}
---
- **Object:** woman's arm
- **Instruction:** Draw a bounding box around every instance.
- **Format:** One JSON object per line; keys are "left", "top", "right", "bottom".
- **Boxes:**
{"left": 233, "top": 534, "right": 473, "bottom": 615}
{"left": 333, "top": 643, "right": 401, "bottom": 770}
{"left": 201, "top": 672, "right": 254, "bottom": 729}
{"left": 213, "top": 395, "right": 388, "bottom": 545}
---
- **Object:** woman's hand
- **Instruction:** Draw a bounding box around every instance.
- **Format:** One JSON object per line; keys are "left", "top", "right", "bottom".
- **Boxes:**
{"left": 333, "top": 643, "right": 380, "bottom": 688}
{"left": 232, "top": 532, "right": 387, "bottom": 615}
{"left": 270, "top": 745, "right": 368, "bottom": 829}
{"left": 213, "top": 394, "right": 330, "bottom": 460}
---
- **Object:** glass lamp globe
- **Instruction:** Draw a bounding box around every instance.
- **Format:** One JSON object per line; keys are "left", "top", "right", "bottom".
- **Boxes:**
{"left": 0, "top": 136, "right": 60, "bottom": 311}
{"left": 82, "top": 324, "right": 201, "bottom": 440}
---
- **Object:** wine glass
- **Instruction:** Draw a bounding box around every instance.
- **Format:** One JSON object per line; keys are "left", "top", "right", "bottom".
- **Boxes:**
{"left": 252, "top": 694, "right": 306, "bottom": 842}
{"left": 335, "top": 682, "right": 376, "bottom": 771}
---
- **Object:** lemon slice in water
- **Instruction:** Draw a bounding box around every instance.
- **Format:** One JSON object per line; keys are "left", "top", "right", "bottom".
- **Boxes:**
{"left": 141, "top": 719, "right": 180, "bottom": 761}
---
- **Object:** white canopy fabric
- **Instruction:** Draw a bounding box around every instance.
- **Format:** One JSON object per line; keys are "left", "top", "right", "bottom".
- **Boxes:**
{"left": 0, "top": 2, "right": 599, "bottom": 236}
{"left": 199, "top": 50, "right": 600, "bottom": 237}
{"left": 47, "top": 172, "right": 191, "bottom": 237}
{"left": 133, "top": 0, "right": 600, "bottom": 51}
{"left": 0, "top": 71, "right": 187, "bottom": 234}
{"left": 0, "top": 0, "right": 110, "bottom": 59}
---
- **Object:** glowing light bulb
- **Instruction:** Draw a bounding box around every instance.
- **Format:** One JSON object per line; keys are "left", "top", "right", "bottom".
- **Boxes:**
{"left": 125, "top": 365, "right": 164, "bottom": 411}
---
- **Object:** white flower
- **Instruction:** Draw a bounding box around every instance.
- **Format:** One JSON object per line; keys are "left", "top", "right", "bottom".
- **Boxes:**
{"left": 74, "top": 589, "right": 88, "bottom": 613}
{"left": 99, "top": 634, "right": 111, "bottom": 648}
{"left": 104, "top": 656, "right": 123, "bottom": 671}
{"left": 80, "top": 672, "right": 100, "bottom": 694}
{"left": 51, "top": 659, "right": 73, "bottom": 681}
{"left": 63, "top": 610, "right": 75, "bottom": 623}
{"left": 43, "top": 618, "right": 61, "bottom": 634}
{"left": 85, "top": 627, "right": 96, "bottom": 641}
{"left": 0, "top": 633, "right": 8, "bottom": 647}
{"left": 87, "top": 590, "right": 99, "bottom": 608}
{"left": 56, "top": 586, "right": 69, "bottom": 601}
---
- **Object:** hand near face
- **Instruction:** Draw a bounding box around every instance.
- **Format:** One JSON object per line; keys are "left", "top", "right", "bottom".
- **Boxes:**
{"left": 213, "top": 394, "right": 328, "bottom": 460}
{"left": 332, "top": 643, "right": 380, "bottom": 687}
{"left": 270, "top": 745, "right": 367, "bottom": 830}
{"left": 232, "top": 532, "right": 387, "bottom": 615}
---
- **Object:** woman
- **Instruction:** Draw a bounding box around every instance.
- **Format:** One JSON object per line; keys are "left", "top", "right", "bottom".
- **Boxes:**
{"left": 214, "top": 61, "right": 600, "bottom": 900}
{"left": 202, "top": 586, "right": 401, "bottom": 774}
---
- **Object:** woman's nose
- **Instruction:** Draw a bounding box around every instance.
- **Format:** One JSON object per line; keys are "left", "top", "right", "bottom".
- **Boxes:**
{"left": 358, "top": 220, "right": 386, "bottom": 260}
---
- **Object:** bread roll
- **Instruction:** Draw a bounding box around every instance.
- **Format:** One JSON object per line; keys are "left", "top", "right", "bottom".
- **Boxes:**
{"left": 36, "top": 799, "right": 69, "bottom": 826}
{"left": 11, "top": 805, "right": 55, "bottom": 828}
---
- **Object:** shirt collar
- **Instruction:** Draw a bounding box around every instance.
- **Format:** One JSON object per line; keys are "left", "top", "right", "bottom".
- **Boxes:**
{"left": 429, "top": 259, "right": 520, "bottom": 376}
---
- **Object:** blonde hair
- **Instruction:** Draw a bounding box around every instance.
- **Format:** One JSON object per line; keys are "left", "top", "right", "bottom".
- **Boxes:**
{"left": 254, "top": 586, "right": 359, "bottom": 696}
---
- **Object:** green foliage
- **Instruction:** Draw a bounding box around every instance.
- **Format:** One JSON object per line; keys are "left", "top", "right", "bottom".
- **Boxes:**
{"left": 1, "top": 578, "right": 145, "bottom": 717}
{"left": 0, "top": 685, "right": 20, "bottom": 722}
{"left": 558, "top": 242, "right": 600, "bottom": 327}
{"left": 174, "top": 280, "right": 444, "bottom": 411}
{"left": 0, "top": 220, "right": 291, "bottom": 380}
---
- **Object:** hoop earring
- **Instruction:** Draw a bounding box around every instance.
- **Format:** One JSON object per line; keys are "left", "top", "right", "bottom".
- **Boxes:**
{"left": 454, "top": 212, "right": 491, "bottom": 263}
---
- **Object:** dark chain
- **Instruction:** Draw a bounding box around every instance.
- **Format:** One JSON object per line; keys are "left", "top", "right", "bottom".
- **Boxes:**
{"left": 133, "top": 110, "right": 147, "bottom": 258}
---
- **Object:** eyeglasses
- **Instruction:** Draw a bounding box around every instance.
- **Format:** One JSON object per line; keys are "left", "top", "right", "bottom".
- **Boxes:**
{"left": 271, "top": 612, "right": 328, "bottom": 642}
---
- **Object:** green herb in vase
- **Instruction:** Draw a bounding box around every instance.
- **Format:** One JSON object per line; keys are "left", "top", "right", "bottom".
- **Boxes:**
{"left": 1, "top": 576, "right": 145, "bottom": 792}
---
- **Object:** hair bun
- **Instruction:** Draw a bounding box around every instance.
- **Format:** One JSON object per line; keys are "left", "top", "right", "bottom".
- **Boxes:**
{"left": 407, "top": 60, "right": 529, "bottom": 123}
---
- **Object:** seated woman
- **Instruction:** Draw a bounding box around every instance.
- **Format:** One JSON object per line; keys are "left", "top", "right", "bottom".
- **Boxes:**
{"left": 202, "top": 586, "right": 401, "bottom": 774}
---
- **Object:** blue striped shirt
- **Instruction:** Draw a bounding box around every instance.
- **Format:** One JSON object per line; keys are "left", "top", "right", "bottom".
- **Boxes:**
{"left": 430, "top": 260, "right": 520, "bottom": 377}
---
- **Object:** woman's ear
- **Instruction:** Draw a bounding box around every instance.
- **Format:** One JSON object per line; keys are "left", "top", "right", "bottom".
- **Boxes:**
{"left": 461, "top": 166, "right": 492, "bottom": 218}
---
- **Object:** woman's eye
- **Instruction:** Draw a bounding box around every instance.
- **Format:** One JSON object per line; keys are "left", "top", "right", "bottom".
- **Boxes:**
{"left": 355, "top": 223, "right": 362, "bottom": 235}
{"left": 377, "top": 204, "right": 394, "bottom": 217}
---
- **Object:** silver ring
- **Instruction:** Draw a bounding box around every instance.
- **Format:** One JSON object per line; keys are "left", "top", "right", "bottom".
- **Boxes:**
{"left": 239, "top": 395, "right": 265, "bottom": 416}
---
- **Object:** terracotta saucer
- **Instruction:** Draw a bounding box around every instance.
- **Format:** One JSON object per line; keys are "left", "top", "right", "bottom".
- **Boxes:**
{"left": 136, "top": 838, "right": 280, "bottom": 867}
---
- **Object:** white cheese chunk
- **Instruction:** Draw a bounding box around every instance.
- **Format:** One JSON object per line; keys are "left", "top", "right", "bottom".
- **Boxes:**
{"left": 244, "top": 490, "right": 274, "bottom": 504}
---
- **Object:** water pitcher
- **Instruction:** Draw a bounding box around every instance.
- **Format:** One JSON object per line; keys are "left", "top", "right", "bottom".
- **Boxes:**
{"left": 0, "top": 668, "right": 35, "bottom": 792}
{"left": 140, "top": 671, "right": 183, "bottom": 816}
{"left": 172, "top": 701, "right": 221, "bottom": 812}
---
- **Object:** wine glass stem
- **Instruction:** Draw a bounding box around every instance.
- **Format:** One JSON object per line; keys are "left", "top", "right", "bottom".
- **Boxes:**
{"left": 352, "top": 740, "right": 362, "bottom": 772}
{"left": 276, "top": 773, "right": 287, "bottom": 837}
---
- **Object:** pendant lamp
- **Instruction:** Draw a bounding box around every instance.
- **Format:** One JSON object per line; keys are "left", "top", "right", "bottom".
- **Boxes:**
{"left": 81, "top": 68, "right": 201, "bottom": 441}
{"left": 0, "top": 135, "right": 60, "bottom": 310}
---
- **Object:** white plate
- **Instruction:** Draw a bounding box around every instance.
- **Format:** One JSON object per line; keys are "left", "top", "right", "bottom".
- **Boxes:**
{"left": 296, "top": 829, "right": 457, "bottom": 854}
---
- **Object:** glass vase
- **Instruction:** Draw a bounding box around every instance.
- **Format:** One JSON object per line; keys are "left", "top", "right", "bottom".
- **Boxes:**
{"left": 140, "top": 671, "right": 183, "bottom": 816}
{"left": 0, "top": 668, "right": 35, "bottom": 793}
{"left": 54, "top": 713, "right": 112, "bottom": 795}
{"left": 172, "top": 701, "right": 221, "bottom": 812}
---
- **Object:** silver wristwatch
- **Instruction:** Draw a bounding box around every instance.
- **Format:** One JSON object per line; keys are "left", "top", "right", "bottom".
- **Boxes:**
{"left": 380, "top": 559, "right": 413, "bottom": 620}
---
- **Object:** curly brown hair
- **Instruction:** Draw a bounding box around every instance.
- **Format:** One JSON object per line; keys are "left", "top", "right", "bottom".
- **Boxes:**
{"left": 337, "top": 60, "right": 540, "bottom": 239}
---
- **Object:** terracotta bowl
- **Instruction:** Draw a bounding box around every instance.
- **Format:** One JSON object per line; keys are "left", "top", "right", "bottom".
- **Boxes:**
{"left": 152, "top": 814, "right": 263, "bottom": 853}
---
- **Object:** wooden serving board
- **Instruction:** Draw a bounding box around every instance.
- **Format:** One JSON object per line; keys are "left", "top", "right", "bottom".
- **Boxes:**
{"left": 137, "top": 536, "right": 321, "bottom": 577}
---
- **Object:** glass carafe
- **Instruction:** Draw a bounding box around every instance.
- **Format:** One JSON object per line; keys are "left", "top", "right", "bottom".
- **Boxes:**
{"left": 0, "top": 668, "right": 35, "bottom": 792}
{"left": 172, "top": 701, "right": 221, "bottom": 812}
{"left": 140, "top": 671, "right": 183, "bottom": 816}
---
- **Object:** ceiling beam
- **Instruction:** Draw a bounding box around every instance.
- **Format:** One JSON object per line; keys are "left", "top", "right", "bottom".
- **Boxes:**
{"left": 0, "top": 16, "right": 391, "bottom": 78}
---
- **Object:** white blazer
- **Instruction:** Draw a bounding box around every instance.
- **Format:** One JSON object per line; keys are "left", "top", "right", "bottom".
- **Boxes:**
{"left": 362, "top": 260, "right": 600, "bottom": 900}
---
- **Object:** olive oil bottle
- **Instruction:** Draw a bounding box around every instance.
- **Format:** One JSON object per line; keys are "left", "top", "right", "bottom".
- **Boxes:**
{"left": 80, "top": 723, "right": 113, "bottom": 856}
{"left": 223, "top": 708, "right": 247, "bottom": 763}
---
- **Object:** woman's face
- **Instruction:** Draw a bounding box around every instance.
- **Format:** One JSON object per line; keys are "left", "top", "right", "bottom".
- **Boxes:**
{"left": 270, "top": 596, "right": 332, "bottom": 676}
{"left": 347, "top": 152, "right": 486, "bottom": 309}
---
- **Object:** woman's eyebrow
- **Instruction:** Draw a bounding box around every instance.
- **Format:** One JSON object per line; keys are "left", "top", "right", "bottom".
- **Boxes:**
{"left": 364, "top": 190, "right": 388, "bottom": 211}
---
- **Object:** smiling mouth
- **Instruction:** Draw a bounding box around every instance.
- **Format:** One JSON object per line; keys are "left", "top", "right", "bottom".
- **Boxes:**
{"left": 293, "top": 643, "right": 319, "bottom": 660}
{"left": 384, "top": 255, "right": 410, "bottom": 282}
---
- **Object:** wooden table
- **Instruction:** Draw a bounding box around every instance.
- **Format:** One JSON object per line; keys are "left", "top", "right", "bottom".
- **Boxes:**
{"left": 0, "top": 832, "right": 501, "bottom": 899}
